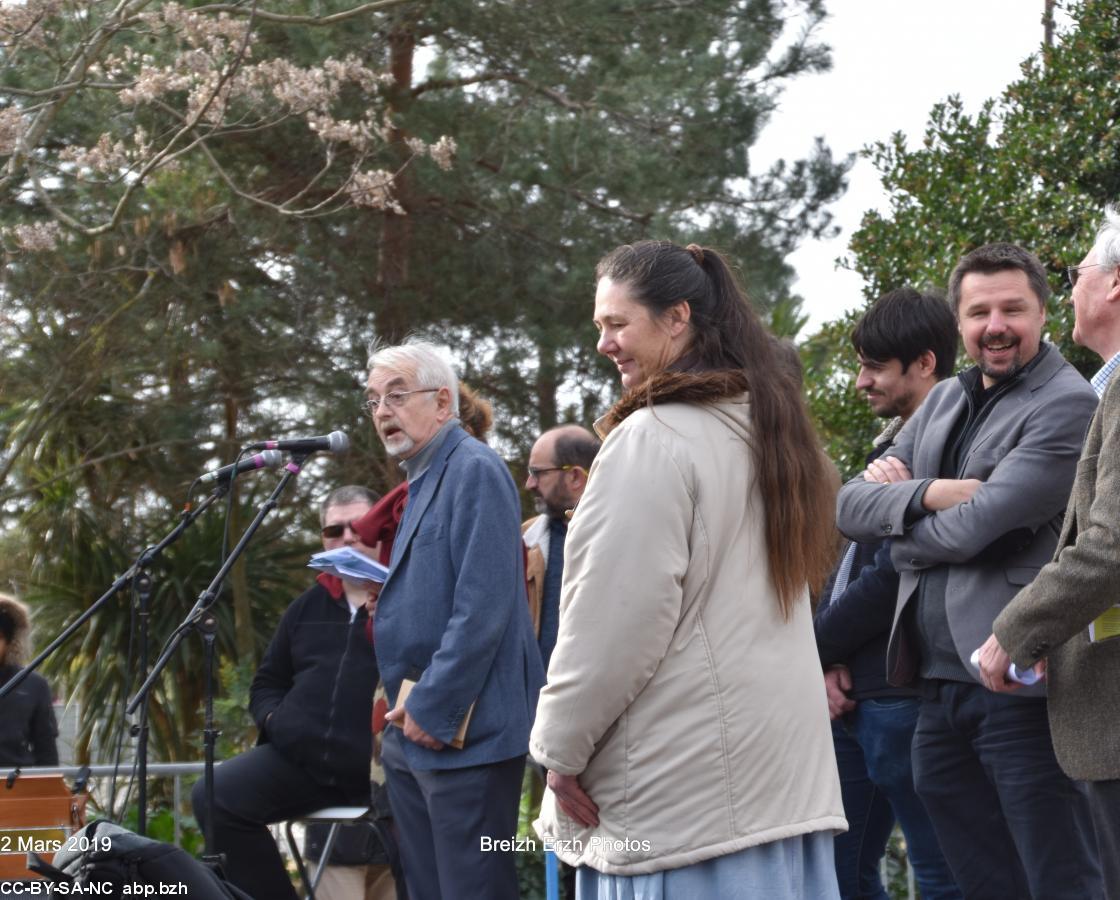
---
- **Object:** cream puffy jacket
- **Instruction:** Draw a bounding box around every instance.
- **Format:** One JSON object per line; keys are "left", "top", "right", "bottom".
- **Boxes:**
{"left": 530, "top": 380, "right": 845, "bottom": 875}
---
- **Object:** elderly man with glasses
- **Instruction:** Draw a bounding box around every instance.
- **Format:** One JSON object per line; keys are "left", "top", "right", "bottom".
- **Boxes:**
{"left": 192, "top": 484, "right": 381, "bottom": 900}
{"left": 980, "top": 204, "right": 1120, "bottom": 897}
{"left": 365, "top": 338, "right": 544, "bottom": 900}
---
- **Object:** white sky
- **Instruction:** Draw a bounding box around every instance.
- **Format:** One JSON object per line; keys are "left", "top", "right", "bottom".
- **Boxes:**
{"left": 754, "top": 1, "right": 1060, "bottom": 335}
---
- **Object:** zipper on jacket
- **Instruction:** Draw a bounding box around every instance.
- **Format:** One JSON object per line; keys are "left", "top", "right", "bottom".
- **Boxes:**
{"left": 321, "top": 608, "right": 365, "bottom": 782}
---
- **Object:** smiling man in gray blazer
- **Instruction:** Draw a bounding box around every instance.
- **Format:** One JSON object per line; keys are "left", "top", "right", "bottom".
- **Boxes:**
{"left": 979, "top": 206, "right": 1120, "bottom": 898}
{"left": 837, "top": 243, "right": 1102, "bottom": 899}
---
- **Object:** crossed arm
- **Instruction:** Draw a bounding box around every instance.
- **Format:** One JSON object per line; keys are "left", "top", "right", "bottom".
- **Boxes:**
{"left": 839, "top": 398, "right": 1091, "bottom": 572}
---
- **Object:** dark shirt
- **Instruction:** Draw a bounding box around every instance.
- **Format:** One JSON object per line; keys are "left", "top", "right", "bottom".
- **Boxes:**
{"left": 0, "top": 665, "right": 59, "bottom": 767}
{"left": 914, "top": 345, "right": 1051, "bottom": 681}
{"left": 815, "top": 438, "right": 919, "bottom": 699}
{"left": 538, "top": 517, "right": 567, "bottom": 673}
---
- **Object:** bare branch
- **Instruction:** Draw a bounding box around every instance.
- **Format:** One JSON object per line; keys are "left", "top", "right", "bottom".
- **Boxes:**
{"left": 502, "top": 74, "right": 595, "bottom": 112}
{"left": 412, "top": 71, "right": 509, "bottom": 98}
{"left": 43, "top": 3, "right": 259, "bottom": 236}
{"left": 196, "top": 138, "right": 352, "bottom": 217}
{"left": 2, "top": 81, "right": 133, "bottom": 99}
{"left": 3, "top": 0, "right": 157, "bottom": 190}
{"left": 190, "top": 0, "right": 415, "bottom": 25}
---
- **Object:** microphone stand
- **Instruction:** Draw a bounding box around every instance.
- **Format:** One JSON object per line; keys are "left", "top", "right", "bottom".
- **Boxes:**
{"left": 127, "top": 454, "right": 309, "bottom": 869}
{"left": 133, "top": 570, "right": 152, "bottom": 836}
{"left": 0, "top": 484, "right": 232, "bottom": 836}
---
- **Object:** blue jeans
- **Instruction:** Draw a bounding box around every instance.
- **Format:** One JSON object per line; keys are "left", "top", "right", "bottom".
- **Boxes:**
{"left": 833, "top": 697, "right": 960, "bottom": 900}
{"left": 911, "top": 682, "right": 1102, "bottom": 900}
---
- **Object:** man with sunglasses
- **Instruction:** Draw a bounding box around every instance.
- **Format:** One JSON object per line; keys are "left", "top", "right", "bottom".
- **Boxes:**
{"left": 366, "top": 338, "right": 544, "bottom": 900}
{"left": 979, "top": 205, "right": 1120, "bottom": 896}
{"left": 523, "top": 425, "right": 600, "bottom": 675}
{"left": 192, "top": 485, "right": 381, "bottom": 900}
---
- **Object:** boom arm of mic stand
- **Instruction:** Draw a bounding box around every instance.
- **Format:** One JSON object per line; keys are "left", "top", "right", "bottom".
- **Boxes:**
{"left": 0, "top": 484, "right": 231, "bottom": 703}
{"left": 126, "top": 454, "right": 308, "bottom": 715}
{"left": 126, "top": 454, "right": 308, "bottom": 869}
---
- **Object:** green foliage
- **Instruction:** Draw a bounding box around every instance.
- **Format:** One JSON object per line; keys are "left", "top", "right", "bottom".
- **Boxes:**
{"left": 806, "top": 0, "right": 1116, "bottom": 469}
{"left": 119, "top": 806, "right": 205, "bottom": 858}
{"left": 18, "top": 485, "right": 310, "bottom": 762}
{"left": 215, "top": 656, "right": 261, "bottom": 759}
{"left": 1, "top": 1, "right": 852, "bottom": 761}
{"left": 801, "top": 310, "right": 878, "bottom": 478}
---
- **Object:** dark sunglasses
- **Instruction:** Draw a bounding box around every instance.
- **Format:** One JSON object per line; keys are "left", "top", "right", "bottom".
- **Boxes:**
{"left": 321, "top": 523, "right": 357, "bottom": 539}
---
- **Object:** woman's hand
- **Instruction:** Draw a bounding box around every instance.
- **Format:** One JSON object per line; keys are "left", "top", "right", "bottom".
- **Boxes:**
{"left": 547, "top": 770, "right": 599, "bottom": 827}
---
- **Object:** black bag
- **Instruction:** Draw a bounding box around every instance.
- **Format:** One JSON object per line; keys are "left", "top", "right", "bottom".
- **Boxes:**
{"left": 304, "top": 820, "right": 388, "bottom": 866}
{"left": 304, "top": 782, "right": 392, "bottom": 866}
{"left": 31, "top": 819, "right": 255, "bottom": 899}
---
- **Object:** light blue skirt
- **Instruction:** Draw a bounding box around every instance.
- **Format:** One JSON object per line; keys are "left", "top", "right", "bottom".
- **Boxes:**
{"left": 576, "top": 831, "right": 840, "bottom": 900}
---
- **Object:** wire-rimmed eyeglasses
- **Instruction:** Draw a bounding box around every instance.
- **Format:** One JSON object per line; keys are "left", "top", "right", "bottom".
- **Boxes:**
{"left": 1066, "top": 262, "right": 1103, "bottom": 288}
{"left": 363, "top": 388, "right": 439, "bottom": 414}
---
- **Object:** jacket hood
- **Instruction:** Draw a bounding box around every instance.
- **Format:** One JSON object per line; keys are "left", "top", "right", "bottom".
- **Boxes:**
{"left": 598, "top": 370, "right": 751, "bottom": 439}
{"left": 0, "top": 594, "right": 32, "bottom": 668}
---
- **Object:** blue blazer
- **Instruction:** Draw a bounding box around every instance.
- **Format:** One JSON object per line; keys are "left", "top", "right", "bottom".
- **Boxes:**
{"left": 374, "top": 425, "right": 545, "bottom": 771}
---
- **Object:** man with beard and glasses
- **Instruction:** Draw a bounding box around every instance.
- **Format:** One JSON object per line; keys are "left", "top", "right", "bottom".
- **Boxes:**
{"left": 523, "top": 425, "right": 600, "bottom": 674}
{"left": 837, "top": 243, "right": 1104, "bottom": 899}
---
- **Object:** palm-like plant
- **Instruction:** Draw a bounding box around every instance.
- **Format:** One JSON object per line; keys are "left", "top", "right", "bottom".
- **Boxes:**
{"left": 21, "top": 482, "right": 311, "bottom": 765}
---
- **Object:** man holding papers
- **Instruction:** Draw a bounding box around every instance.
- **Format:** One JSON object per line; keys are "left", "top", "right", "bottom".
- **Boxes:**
{"left": 365, "top": 338, "right": 544, "bottom": 900}
{"left": 192, "top": 485, "right": 380, "bottom": 900}
{"left": 979, "top": 205, "right": 1120, "bottom": 896}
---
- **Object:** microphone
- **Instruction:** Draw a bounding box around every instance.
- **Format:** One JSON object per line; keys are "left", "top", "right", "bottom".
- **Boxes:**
{"left": 245, "top": 431, "right": 350, "bottom": 455}
{"left": 199, "top": 450, "right": 284, "bottom": 484}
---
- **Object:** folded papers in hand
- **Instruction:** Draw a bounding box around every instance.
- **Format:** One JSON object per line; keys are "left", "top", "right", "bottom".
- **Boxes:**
{"left": 308, "top": 546, "right": 389, "bottom": 583}
{"left": 969, "top": 647, "right": 1042, "bottom": 686}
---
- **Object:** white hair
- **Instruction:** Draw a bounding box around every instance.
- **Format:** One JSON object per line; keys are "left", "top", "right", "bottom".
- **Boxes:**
{"left": 366, "top": 337, "right": 460, "bottom": 416}
{"left": 1092, "top": 204, "right": 1120, "bottom": 269}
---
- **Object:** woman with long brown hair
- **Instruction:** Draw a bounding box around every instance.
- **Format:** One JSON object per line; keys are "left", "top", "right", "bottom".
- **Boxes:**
{"left": 530, "top": 240, "right": 844, "bottom": 898}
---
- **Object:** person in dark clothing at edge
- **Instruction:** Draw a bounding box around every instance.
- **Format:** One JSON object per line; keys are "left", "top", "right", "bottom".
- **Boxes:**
{"left": 0, "top": 593, "right": 59, "bottom": 768}
{"left": 815, "top": 288, "right": 962, "bottom": 899}
{"left": 192, "top": 485, "right": 380, "bottom": 900}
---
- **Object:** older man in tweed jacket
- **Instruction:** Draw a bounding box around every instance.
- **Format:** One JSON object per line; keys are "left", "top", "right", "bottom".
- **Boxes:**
{"left": 980, "top": 205, "right": 1120, "bottom": 898}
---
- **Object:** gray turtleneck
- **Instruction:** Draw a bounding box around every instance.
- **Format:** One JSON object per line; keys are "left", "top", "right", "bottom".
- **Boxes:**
{"left": 400, "top": 418, "right": 461, "bottom": 483}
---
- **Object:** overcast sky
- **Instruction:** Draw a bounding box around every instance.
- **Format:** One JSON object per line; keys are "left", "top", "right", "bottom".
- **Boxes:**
{"left": 753, "top": 1, "right": 1060, "bottom": 335}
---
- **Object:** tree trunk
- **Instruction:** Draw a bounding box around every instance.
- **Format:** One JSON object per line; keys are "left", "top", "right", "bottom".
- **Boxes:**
{"left": 374, "top": 19, "right": 417, "bottom": 342}
{"left": 535, "top": 339, "right": 559, "bottom": 432}
{"left": 224, "top": 392, "right": 255, "bottom": 663}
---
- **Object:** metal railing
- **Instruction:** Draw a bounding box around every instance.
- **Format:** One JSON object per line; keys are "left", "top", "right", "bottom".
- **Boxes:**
{"left": 0, "top": 762, "right": 204, "bottom": 846}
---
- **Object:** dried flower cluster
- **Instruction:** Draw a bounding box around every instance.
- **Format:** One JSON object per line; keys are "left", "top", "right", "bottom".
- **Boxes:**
{"left": 0, "top": 1, "right": 458, "bottom": 236}
{"left": 59, "top": 133, "right": 131, "bottom": 176}
{"left": 347, "top": 169, "right": 404, "bottom": 213}
{"left": 0, "top": 107, "right": 24, "bottom": 157}
{"left": 0, "top": 0, "right": 63, "bottom": 51}
{"left": 5, "top": 220, "right": 61, "bottom": 252}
